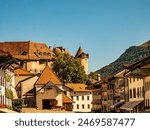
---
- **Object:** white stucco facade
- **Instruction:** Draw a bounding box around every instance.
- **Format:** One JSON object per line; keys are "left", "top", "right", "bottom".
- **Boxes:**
{"left": 70, "top": 91, "right": 92, "bottom": 112}
{"left": 0, "top": 68, "right": 15, "bottom": 106}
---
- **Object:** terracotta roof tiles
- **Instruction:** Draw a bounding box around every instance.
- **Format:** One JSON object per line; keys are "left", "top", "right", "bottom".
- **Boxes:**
{"left": 14, "top": 68, "right": 33, "bottom": 75}
{"left": 62, "top": 94, "right": 75, "bottom": 103}
{"left": 35, "top": 66, "right": 62, "bottom": 85}
{"left": 65, "top": 83, "right": 91, "bottom": 92}
{"left": 0, "top": 41, "right": 55, "bottom": 60}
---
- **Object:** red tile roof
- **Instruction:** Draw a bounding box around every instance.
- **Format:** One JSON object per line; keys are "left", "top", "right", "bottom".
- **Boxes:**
{"left": 14, "top": 68, "right": 33, "bottom": 75}
{"left": 62, "top": 94, "right": 75, "bottom": 103}
{"left": 0, "top": 50, "right": 10, "bottom": 56}
{"left": 35, "top": 66, "right": 62, "bottom": 85}
{"left": 0, "top": 41, "right": 55, "bottom": 60}
{"left": 65, "top": 83, "right": 91, "bottom": 92}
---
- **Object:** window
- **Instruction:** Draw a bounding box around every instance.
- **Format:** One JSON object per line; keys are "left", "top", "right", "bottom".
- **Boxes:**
{"left": 0, "top": 76, "right": 1, "bottom": 86}
{"left": 82, "top": 96, "right": 84, "bottom": 100}
{"left": 87, "top": 96, "right": 90, "bottom": 100}
{"left": 139, "top": 87, "right": 141, "bottom": 98}
{"left": 137, "top": 88, "right": 140, "bottom": 98}
{"left": 133, "top": 88, "right": 136, "bottom": 98}
{"left": 47, "top": 52, "right": 51, "bottom": 56}
{"left": 149, "top": 81, "right": 150, "bottom": 91}
{"left": 133, "top": 78, "right": 135, "bottom": 82}
{"left": 71, "top": 96, "right": 73, "bottom": 100}
{"left": 77, "top": 104, "right": 79, "bottom": 109}
{"left": 76, "top": 96, "right": 79, "bottom": 101}
{"left": 82, "top": 104, "right": 84, "bottom": 109}
{"left": 43, "top": 52, "right": 46, "bottom": 56}
{"left": 21, "top": 51, "right": 27, "bottom": 55}
{"left": 88, "top": 104, "right": 90, "bottom": 109}
{"left": 64, "top": 91, "right": 67, "bottom": 95}
{"left": 130, "top": 89, "right": 132, "bottom": 98}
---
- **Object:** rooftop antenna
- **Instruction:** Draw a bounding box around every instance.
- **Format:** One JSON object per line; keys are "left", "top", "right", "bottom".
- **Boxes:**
{"left": 79, "top": 43, "right": 81, "bottom": 47}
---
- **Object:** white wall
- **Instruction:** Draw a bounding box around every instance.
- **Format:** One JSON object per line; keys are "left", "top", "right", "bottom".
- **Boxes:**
{"left": 71, "top": 91, "right": 92, "bottom": 112}
{"left": 56, "top": 94, "right": 63, "bottom": 106}
{"left": 0, "top": 68, "right": 15, "bottom": 106}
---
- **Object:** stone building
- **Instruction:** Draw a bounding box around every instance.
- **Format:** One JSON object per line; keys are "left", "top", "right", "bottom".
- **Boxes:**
{"left": 0, "top": 41, "right": 55, "bottom": 74}
{"left": 75, "top": 47, "right": 89, "bottom": 75}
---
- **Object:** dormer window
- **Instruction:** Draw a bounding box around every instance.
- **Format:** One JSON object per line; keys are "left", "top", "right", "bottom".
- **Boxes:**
{"left": 21, "top": 51, "right": 27, "bottom": 55}
{"left": 39, "top": 52, "right": 42, "bottom": 56}
{"left": 43, "top": 52, "right": 46, "bottom": 56}
{"left": 47, "top": 52, "right": 51, "bottom": 56}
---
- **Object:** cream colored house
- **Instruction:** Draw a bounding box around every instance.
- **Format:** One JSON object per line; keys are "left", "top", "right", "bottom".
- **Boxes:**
{"left": 65, "top": 83, "right": 92, "bottom": 112}
{"left": 0, "top": 51, "right": 19, "bottom": 106}
{"left": 120, "top": 59, "right": 148, "bottom": 112}
{"left": 35, "top": 66, "right": 74, "bottom": 111}
{"left": 144, "top": 76, "right": 150, "bottom": 109}
{"left": 0, "top": 68, "right": 15, "bottom": 106}
{"left": 14, "top": 68, "right": 39, "bottom": 107}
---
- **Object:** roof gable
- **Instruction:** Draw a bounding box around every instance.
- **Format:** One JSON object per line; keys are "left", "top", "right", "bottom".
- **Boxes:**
{"left": 35, "top": 66, "right": 62, "bottom": 85}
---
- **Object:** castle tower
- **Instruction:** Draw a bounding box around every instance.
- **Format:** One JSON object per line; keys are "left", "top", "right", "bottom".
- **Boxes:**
{"left": 75, "top": 46, "right": 89, "bottom": 75}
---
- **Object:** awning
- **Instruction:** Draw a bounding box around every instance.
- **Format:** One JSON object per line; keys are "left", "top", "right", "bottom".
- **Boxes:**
{"left": 120, "top": 100, "right": 144, "bottom": 110}
{"left": 110, "top": 101, "right": 125, "bottom": 109}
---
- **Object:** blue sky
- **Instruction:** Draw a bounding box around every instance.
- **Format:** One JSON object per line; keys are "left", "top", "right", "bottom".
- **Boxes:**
{"left": 0, "top": 0, "right": 150, "bottom": 72}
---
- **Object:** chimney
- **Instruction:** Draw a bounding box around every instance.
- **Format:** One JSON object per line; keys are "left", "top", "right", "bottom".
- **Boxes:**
{"left": 97, "top": 74, "right": 101, "bottom": 81}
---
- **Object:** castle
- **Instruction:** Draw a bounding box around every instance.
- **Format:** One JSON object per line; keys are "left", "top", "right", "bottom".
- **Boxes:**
{"left": 75, "top": 46, "right": 89, "bottom": 75}
{"left": 0, "top": 41, "right": 89, "bottom": 75}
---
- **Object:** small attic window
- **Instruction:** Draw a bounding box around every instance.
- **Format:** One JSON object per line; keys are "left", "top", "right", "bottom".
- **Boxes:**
{"left": 21, "top": 51, "right": 27, "bottom": 55}
{"left": 47, "top": 52, "right": 51, "bottom": 56}
{"left": 39, "top": 52, "right": 42, "bottom": 56}
{"left": 43, "top": 52, "right": 46, "bottom": 56}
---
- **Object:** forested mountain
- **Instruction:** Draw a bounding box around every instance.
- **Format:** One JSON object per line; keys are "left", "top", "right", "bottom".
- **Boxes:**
{"left": 96, "top": 40, "right": 150, "bottom": 78}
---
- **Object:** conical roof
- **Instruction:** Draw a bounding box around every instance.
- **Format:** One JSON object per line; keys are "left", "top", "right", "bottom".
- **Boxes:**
{"left": 75, "top": 46, "right": 83, "bottom": 58}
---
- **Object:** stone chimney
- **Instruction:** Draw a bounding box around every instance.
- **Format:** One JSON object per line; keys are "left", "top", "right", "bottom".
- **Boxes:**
{"left": 97, "top": 74, "right": 101, "bottom": 81}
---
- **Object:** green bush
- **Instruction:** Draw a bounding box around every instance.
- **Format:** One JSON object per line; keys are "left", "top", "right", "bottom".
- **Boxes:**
{"left": 12, "top": 99, "right": 23, "bottom": 112}
{"left": 5, "top": 88, "right": 13, "bottom": 100}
